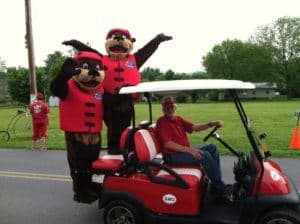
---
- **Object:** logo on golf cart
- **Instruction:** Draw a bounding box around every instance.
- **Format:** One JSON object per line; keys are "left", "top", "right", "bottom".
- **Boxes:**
{"left": 162, "top": 194, "right": 177, "bottom": 204}
{"left": 270, "top": 170, "right": 280, "bottom": 181}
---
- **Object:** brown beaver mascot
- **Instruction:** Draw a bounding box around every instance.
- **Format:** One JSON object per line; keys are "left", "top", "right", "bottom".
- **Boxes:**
{"left": 63, "top": 28, "right": 172, "bottom": 155}
{"left": 50, "top": 51, "right": 105, "bottom": 203}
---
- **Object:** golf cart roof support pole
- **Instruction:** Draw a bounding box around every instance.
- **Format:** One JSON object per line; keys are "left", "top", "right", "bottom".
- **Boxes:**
{"left": 144, "top": 92, "right": 153, "bottom": 124}
{"left": 230, "top": 90, "right": 264, "bottom": 197}
{"left": 130, "top": 96, "right": 136, "bottom": 128}
{"left": 229, "top": 90, "right": 261, "bottom": 156}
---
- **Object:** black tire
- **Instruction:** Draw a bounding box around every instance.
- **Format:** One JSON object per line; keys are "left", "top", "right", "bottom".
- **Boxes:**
{"left": 103, "top": 200, "right": 142, "bottom": 224}
{"left": 0, "top": 131, "right": 10, "bottom": 141}
{"left": 257, "top": 208, "right": 300, "bottom": 224}
{"left": 12, "top": 114, "right": 32, "bottom": 139}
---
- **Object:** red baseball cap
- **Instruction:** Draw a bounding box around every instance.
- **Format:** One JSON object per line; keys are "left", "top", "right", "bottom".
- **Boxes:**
{"left": 37, "top": 92, "right": 44, "bottom": 99}
{"left": 74, "top": 51, "right": 102, "bottom": 62}
{"left": 106, "top": 28, "right": 132, "bottom": 40}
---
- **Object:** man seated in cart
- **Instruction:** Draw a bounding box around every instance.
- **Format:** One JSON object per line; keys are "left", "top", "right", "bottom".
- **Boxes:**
{"left": 156, "top": 96, "right": 231, "bottom": 200}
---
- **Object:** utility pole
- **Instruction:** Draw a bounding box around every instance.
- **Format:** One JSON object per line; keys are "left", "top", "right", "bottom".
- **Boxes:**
{"left": 24, "top": 0, "right": 37, "bottom": 104}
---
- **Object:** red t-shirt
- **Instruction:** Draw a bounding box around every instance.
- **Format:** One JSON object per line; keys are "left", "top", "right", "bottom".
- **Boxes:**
{"left": 30, "top": 101, "right": 50, "bottom": 119}
{"left": 156, "top": 115, "right": 194, "bottom": 155}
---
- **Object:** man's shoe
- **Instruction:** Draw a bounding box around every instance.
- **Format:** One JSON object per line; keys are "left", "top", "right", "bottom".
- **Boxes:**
{"left": 211, "top": 184, "right": 233, "bottom": 202}
{"left": 220, "top": 184, "right": 233, "bottom": 202}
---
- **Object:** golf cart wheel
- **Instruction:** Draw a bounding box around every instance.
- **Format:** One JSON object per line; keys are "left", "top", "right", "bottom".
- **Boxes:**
{"left": 103, "top": 200, "right": 142, "bottom": 224}
{"left": 257, "top": 208, "right": 300, "bottom": 224}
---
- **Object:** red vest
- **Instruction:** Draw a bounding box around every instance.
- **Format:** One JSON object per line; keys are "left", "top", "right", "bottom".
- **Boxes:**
{"left": 59, "top": 79, "right": 103, "bottom": 133}
{"left": 102, "top": 55, "right": 141, "bottom": 94}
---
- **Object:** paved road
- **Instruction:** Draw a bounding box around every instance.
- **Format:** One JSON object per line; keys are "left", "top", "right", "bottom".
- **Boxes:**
{"left": 0, "top": 149, "right": 299, "bottom": 224}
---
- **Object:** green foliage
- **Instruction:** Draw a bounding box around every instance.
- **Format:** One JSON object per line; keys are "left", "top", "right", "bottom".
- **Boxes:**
{"left": 250, "top": 17, "right": 300, "bottom": 97}
{"left": 43, "top": 51, "right": 66, "bottom": 96}
{"left": 141, "top": 67, "right": 162, "bottom": 81}
{"left": 7, "top": 67, "right": 30, "bottom": 104}
{"left": 0, "top": 57, "right": 7, "bottom": 99}
{"left": 176, "top": 92, "right": 189, "bottom": 103}
{"left": 202, "top": 39, "right": 278, "bottom": 82}
{"left": 0, "top": 57, "right": 5, "bottom": 72}
{"left": 6, "top": 67, "right": 46, "bottom": 104}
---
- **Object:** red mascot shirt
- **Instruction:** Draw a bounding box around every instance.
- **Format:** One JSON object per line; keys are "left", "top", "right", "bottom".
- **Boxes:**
{"left": 59, "top": 79, "right": 104, "bottom": 133}
{"left": 30, "top": 101, "right": 49, "bottom": 120}
{"left": 102, "top": 55, "right": 141, "bottom": 94}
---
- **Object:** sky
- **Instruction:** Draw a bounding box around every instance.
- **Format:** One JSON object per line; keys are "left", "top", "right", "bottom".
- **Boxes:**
{"left": 0, "top": 0, "right": 299, "bottom": 73}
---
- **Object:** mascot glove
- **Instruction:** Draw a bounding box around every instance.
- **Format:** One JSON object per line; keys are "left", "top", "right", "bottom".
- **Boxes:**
{"left": 61, "top": 58, "right": 81, "bottom": 77}
{"left": 156, "top": 33, "right": 172, "bottom": 43}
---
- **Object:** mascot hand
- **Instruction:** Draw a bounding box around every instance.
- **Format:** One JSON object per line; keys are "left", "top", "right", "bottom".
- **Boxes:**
{"left": 156, "top": 33, "right": 172, "bottom": 42}
{"left": 62, "top": 39, "right": 84, "bottom": 47}
{"left": 61, "top": 58, "right": 81, "bottom": 77}
{"left": 62, "top": 40, "right": 102, "bottom": 55}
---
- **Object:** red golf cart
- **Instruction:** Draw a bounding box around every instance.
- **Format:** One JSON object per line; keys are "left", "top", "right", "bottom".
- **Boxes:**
{"left": 91, "top": 79, "right": 300, "bottom": 224}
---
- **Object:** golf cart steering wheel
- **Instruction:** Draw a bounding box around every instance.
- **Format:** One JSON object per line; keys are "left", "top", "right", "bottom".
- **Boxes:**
{"left": 203, "top": 126, "right": 220, "bottom": 142}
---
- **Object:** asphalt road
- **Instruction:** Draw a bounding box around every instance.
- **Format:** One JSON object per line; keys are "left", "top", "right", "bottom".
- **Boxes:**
{"left": 0, "top": 149, "right": 299, "bottom": 224}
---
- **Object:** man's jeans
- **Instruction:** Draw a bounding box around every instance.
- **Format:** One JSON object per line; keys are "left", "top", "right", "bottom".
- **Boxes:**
{"left": 167, "top": 144, "right": 225, "bottom": 190}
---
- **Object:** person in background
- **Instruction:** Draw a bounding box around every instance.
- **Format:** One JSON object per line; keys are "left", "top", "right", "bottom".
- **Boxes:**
{"left": 156, "top": 96, "right": 231, "bottom": 200}
{"left": 29, "top": 92, "right": 50, "bottom": 151}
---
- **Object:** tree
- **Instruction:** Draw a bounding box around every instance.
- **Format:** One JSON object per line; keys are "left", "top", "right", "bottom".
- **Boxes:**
{"left": 250, "top": 17, "right": 300, "bottom": 97}
{"left": 141, "top": 67, "right": 162, "bottom": 81}
{"left": 165, "top": 69, "right": 176, "bottom": 80}
{"left": 7, "top": 67, "right": 31, "bottom": 104}
{"left": 7, "top": 67, "right": 45, "bottom": 104}
{"left": 202, "top": 39, "right": 277, "bottom": 82}
{"left": 44, "top": 51, "right": 66, "bottom": 96}
{"left": 0, "top": 57, "right": 7, "bottom": 100}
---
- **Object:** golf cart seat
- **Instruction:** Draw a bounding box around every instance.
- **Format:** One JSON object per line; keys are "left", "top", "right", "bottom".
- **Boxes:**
{"left": 134, "top": 129, "right": 205, "bottom": 189}
{"left": 92, "top": 122, "right": 161, "bottom": 173}
{"left": 92, "top": 126, "right": 134, "bottom": 173}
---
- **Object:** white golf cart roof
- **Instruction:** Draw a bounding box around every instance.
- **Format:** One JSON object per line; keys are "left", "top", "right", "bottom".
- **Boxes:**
{"left": 119, "top": 79, "right": 255, "bottom": 94}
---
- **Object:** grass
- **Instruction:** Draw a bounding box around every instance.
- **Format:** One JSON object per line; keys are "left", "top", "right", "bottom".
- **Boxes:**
{"left": 0, "top": 101, "right": 300, "bottom": 157}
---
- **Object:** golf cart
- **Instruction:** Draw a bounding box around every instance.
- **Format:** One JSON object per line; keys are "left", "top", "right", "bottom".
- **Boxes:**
{"left": 91, "top": 79, "right": 300, "bottom": 224}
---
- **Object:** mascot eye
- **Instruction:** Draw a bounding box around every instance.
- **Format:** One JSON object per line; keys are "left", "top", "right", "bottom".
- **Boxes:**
{"left": 95, "top": 65, "right": 100, "bottom": 70}
{"left": 82, "top": 63, "right": 89, "bottom": 69}
{"left": 110, "top": 34, "right": 116, "bottom": 39}
{"left": 122, "top": 35, "right": 127, "bottom": 40}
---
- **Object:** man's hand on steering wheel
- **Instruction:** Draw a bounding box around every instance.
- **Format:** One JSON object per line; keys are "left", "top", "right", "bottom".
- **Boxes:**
{"left": 203, "top": 120, "right": 224, "bottom": 142}
{"left": 210, "top": 120, "right": 224, "bottom": 128}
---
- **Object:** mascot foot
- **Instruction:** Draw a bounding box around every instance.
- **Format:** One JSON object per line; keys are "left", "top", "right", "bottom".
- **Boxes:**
{"left": 73, "top": 192, "right": 97, "bottom": 204}
{"left": 73, "top": 188, "right": 99, "bottom": 204}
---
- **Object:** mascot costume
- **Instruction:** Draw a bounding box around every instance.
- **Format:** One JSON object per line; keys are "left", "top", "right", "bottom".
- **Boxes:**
{"left": 50, "top": 51, "right": 105, "bottom": 203}
{"left": 63, "top": 28, "right": 172, "bottom": 154}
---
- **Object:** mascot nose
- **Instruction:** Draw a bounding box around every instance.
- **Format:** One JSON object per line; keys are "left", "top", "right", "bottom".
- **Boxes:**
{"left": 89, "top": 69, "right": 99, "bottom": 77}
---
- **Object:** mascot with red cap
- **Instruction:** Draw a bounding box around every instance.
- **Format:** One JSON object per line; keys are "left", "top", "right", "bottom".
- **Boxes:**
{"left": 63, "top": 29, "right": 172, "bottom": 154}
{"left": 50, "top": 51, "right": 105, "bottom": 203}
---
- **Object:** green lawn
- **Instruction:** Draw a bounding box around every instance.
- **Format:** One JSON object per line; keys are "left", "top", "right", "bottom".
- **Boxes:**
{"left": 0, "top": 101, "right": 300, "bottom": 157}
